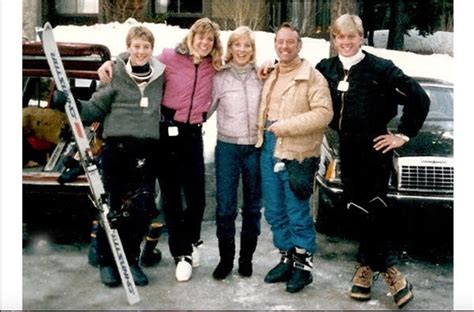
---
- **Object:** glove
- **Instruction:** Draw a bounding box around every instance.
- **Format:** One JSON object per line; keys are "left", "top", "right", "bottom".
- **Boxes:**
{"left": 50, "top": 90, "right": 68, "bottom": 112}
{"left": 51, "top": 90, "right": 82, "bottom": 113}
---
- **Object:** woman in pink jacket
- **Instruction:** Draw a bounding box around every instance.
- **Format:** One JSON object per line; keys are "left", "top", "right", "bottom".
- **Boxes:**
{"left": 157, "top": 18, "right": 223, "bottom": 282}
{"left": 99, "top": 18, "right": 223, "bottom": 282}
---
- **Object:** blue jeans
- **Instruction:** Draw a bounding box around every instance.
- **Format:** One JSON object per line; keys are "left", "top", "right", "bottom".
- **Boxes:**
{"left": 215, "top": 140, "right": 262, "bottom": 240}
{"left": 260, "top": 131, "right": 316, "bottom": 254}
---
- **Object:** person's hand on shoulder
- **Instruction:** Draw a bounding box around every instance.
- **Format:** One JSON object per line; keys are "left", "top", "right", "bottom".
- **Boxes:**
{"left": 98, "top": 60, "right": 114, "bottom": 84}
{"left": 257, "top": 59, "right": 276, "bottom": 80}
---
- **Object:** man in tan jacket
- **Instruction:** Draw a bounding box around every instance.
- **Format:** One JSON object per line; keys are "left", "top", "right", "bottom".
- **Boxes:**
{"left": 256, "top": 22, "right": 333, "bottom": 293}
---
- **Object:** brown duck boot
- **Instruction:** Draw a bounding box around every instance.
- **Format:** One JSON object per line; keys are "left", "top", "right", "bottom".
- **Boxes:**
{"left": 350, "top": 264, "right": 374, "bottom": 301}
{"left": 381, "top": 266, "right": 414, "bottom": 309}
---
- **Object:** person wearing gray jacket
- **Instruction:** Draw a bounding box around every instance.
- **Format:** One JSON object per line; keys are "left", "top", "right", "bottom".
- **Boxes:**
{"left": 207, "top": 26, "right": 263, "bottom": 280}
{"left": 53, "top": 26, "right": 165, "bottom": 288}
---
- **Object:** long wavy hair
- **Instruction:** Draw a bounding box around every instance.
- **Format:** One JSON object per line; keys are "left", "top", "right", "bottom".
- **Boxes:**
{"left": 177, "top": 18, "right": 223, "bottom": 71}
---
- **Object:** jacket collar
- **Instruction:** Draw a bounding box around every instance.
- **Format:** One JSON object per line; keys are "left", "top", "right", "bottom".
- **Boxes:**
{"left": 116, "top": 52, "right": 165, "bottom": 81}
{"left": 274, "top": 58, "right": 311, "bottom": 81}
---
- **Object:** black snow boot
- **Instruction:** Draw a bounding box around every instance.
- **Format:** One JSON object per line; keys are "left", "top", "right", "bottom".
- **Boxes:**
{"left": 130, "top": 264, "right": 149, "bottom": 286}
{"left": 238, "top": 235, "right": 258, "bottom": 277}
{"left": 212, "top": 238, "right": 235, "bottom": 280}
{"left": 87, "top": 220, "right": 99, "bottom": 267}
{"left": 264, "top": 249, "right": 293, "bottom": 283}
{"left": 99, "top": 265, "right": 120, "bottom": 287}
{"left": 286, "top": 248, "right": 313, "bottom": 293}
{"left": 140, "top": 222, "right": 164, "bottom": 267}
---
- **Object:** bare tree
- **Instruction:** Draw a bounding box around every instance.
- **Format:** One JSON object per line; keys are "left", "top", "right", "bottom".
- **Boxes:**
{"left": 100, "top": 0, "right": 149, "bottom": 23}
{"left": 288, "top": 1, "right": 318, "bottom": 37}
{"left": 212, "top": 0, "right": 266, "bottom": 30}
{"left": 329, "top": 0, "right": 357, "bottom": 56}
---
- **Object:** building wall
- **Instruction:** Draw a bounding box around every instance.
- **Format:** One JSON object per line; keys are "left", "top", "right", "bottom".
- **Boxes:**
{"left": 23, "top": 0, "right": 42, "bottom": 41}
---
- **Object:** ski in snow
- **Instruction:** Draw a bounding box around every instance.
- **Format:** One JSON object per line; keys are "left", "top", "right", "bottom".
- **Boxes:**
{"left": 38, "top": 22, "right": 140, "bottom": 305}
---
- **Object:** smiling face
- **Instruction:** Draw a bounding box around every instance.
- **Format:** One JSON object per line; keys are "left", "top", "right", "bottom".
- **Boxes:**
{"left": 334, "top": 30, "right": 363, "bottom": 57}
{"left": 332, "top": 14, "right": 365, "bottom": 57}
{"left": 127, "top": 37, "right": 153, "bottom": 66}
{"left": 274, "top": 27, "right": 302, "bottom": 64}
{"left": 230, "top": 36, "right": 253, "bottom": 66}
{"left": 192, "top": 31, "right": 215, "bottom": 58}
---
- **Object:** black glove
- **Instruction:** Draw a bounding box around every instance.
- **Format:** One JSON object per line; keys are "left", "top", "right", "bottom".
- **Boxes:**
{"left": 51, "top": 90, "right": 83, "bottom": 113}
{"left": 51, "top": 90, "right": 68, "bottom": 112}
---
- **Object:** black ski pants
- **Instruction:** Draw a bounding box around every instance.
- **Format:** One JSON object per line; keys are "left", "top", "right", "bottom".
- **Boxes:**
{"left": 339, "top": 133, "right": 397, "bottom": 272}
{"left": 157, "top": 122, "right": 206, "bottom": 258}
{"left": 96, "top": 138, "right": 159, "bottom": 267}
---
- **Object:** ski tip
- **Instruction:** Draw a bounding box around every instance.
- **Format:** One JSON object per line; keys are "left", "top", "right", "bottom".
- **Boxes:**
{"left": 37, "top": 22, "right": 52, "bottom": 42}
{"left": 127, "top": 294, "right": 140, "bottom": 305}
{"left": 36, "top": 26, "right": 45, "bottom": 40}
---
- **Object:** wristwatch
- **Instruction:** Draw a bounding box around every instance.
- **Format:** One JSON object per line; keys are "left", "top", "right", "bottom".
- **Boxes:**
{"left": 395, "top": 133, "right": 410, "bottom": 142}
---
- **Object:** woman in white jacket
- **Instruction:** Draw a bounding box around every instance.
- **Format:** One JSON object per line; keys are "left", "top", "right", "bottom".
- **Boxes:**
{"left": 208, "top": 26, "right": 263, "bottom": 280}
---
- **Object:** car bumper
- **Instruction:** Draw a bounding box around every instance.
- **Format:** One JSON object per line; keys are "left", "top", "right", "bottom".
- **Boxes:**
{"left": 316, "top": 175, "right": 453, "bottom": 209}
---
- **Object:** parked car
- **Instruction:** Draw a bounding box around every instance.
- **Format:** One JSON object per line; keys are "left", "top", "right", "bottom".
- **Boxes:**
{"left": 22, "top": 41, "right": 111, "bottom": 196}
{"left": 313, "top": 77, "right": 454, "bottom": 237}
{"left": 22, "top": 41, "right": 111, "bottom": 242}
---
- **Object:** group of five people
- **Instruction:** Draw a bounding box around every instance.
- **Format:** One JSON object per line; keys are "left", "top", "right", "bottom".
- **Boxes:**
{"left": 53, "top": 13, "right": 429, "bottom": 309}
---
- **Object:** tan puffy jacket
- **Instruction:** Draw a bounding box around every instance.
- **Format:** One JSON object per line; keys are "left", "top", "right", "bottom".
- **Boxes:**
{"left": 255, "top": 59, "right": 333, "bottom": 161}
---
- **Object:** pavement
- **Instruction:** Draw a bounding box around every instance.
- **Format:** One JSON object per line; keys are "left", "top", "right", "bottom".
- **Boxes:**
{"left": 22, "top": 214, "right": 453, "bottom": 310}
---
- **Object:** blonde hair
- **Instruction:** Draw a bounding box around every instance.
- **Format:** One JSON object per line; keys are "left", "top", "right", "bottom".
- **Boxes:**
{"left": 177, "top": 18, "right": 223, "bottom": 71}
{"left": 332, "top": 14, "right": 364, "bottom": 38}
{"left": 126, "top": 26, "right": 155, "bottom": 48}
{"left": 224, "top": 26, "right": 256, "bottom": 65}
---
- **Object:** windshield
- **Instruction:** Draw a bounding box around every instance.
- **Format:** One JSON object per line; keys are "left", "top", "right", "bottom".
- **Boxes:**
{"left": 396, "top": 84, "right": 453, "bottom": 121}
{"left": 424, "top": 85, "right": 453, "bottom": 120}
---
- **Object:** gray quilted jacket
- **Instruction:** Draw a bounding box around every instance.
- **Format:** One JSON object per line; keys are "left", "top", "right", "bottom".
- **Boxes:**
{"left": 209, "top": 64, "right": 263, "bottom": 145}
{"left": 80, "top": 52, "right": 165, "bottom": 140}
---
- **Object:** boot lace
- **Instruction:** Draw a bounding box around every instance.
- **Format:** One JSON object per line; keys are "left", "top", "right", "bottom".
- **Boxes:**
{"left": 383, "top": 267, "right": 398, "bottom": 287}
{"left": 352, "top": 264, "right": 372, "bottom": 282}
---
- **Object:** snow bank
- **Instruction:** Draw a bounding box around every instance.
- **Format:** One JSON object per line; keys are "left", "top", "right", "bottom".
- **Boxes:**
{"left": 52, "top": 18, "right": 453, "bottom": 83}
{"left": 50, "top": 18, "right": 453, "bottom": 163}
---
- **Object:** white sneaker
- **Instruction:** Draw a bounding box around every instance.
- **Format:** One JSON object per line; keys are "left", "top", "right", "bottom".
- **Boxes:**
{"left": 175, "top": 256, "right": 193, "bottom": 282}
{"left": 192, "top": 240, "right": 203, "bottom": 267}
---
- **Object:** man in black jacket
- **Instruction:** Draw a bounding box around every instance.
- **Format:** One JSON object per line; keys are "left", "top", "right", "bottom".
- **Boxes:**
{"left": 316, "top": 14, "right": 430, "bottom": 309}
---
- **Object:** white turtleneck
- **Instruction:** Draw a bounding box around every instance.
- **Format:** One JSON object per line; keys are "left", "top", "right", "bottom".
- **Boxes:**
{"left": 338, "top": 49, "right": 365, "bottom": 70}
{"left": 125, "top": 58, "right": 154, "bottom": 93}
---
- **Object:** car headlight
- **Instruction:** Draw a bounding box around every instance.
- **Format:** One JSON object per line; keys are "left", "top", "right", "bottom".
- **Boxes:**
{"left": 325, "top": 158, "right": 342, "bottom": 183}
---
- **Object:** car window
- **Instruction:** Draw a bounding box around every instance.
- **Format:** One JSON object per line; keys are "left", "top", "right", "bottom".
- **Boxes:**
{"left": 23, "top": 76, "right": 98, "bottom": 108}
{"left": 424, "top": 86, "right": 453, "bottom": 120}
{"left": 23, "top": 77, "right": 53, "bottom": 107}
{"left": 396, "top": 85, "right": 453, "bottom": 121}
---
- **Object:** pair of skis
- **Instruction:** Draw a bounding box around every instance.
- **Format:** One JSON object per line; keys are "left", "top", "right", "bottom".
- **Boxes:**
{"left": 38, "top": 22, "right": 140, "bottom": 305}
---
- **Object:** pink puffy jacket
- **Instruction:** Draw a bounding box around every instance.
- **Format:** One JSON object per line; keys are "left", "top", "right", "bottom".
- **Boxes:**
{"left": 157, "top": 48, "right": 216, "bottom": 124}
